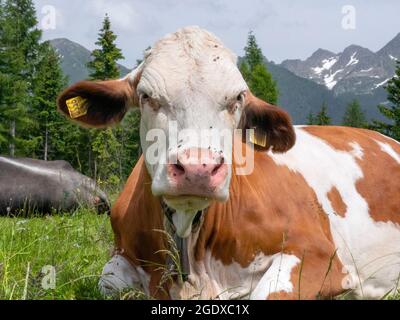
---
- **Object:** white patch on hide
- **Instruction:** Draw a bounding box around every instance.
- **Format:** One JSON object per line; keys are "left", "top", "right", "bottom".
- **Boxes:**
{"left": 269, "top": 126, "right": 400, "bottom": 298}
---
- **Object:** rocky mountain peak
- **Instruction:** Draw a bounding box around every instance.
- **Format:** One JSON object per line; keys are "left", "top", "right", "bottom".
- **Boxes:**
{"left": 279, "top": 32, "right": 399, "bottom": 95}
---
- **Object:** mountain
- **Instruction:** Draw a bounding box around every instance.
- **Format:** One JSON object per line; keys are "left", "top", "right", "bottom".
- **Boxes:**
{"left": 50, "top": 38, "right": 131, "bottom": 84}
{"left": 265, "top": 61, "right": 347, "bottom": 124}
{"left": 281, "top": 33, "right": 400, "bottom": 96}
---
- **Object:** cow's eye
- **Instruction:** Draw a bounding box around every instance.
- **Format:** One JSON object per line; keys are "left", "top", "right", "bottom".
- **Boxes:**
{"left": 237, "top": 92, "right": 245, "bottom": 103}
{"left": 139, "top": 92, "right": 161, "bottom": 111}
{"left": 227, "top": 93, "right": 245, "bottom": 114}
{"left": 141, "top": 93, "right": 150, "bottom": 101}
{"left": 139, "top": 92, "right": 151, "bottom": 106}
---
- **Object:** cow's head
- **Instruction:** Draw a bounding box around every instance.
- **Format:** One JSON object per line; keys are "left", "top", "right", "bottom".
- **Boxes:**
{"left": 57, "top": 26, "right": 295, "bottom": 237}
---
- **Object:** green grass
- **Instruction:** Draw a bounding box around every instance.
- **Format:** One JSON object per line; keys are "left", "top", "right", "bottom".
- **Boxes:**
{"left": 1, "top": 208, "right": 399, "bottom": 300}
{"left": 0, "top": 208, "right": 113, "bottom": 300}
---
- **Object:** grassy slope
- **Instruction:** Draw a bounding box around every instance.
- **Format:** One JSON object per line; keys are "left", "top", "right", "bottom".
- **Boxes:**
{"left": 0, "top": 209, "right": 113, "bottom": 300}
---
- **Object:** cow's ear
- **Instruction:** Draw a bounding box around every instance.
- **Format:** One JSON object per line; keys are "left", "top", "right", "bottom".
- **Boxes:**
{"left": 57, "top": 77, "right": 139, "bottom": 128}
{"left": 238, "top": 91, "right": 296, "bottom": 153}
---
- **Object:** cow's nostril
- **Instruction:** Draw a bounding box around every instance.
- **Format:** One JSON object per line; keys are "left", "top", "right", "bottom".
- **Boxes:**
{"left": 173, "top": 160, "right": 185, "bottom": 175}
{"left": 211, "top": 157, "right": 225, "bottom": 176}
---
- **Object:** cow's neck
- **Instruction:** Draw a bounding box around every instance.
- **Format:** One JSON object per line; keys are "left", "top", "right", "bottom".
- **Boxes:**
{"left": 160, "top": 199, "right": 205, "bottom": 281}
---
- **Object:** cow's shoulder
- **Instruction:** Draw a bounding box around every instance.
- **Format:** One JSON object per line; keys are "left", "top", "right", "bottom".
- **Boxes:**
{"left": 198, "top": 143, "right": 339, "bottom": 266}
{"left": 112, "top": 156, "right": 148, "bottom": 220}
{"left": 111, "top": 156, "right": 165, "bottom": 261}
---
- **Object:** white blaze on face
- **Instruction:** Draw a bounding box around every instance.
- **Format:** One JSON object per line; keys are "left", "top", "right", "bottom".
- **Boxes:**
{"left": 131, "top": 26, "right": 247, "bottom": 212}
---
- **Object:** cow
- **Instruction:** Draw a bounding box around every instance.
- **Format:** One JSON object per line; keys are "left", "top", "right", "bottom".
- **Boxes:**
{"left": 0, "top": 156, "right": 110, "bottom": 215}
{"left": 57, "top": 26, "right": 400, "bottom": 299}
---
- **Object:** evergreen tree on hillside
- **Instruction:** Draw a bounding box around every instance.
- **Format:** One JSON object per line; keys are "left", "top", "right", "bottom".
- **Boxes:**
{"left": 342, "top": 99, "right": 367, "bottom": 128}
{"left": 247, "top": 64, "right": 279, "bottom": 106}
{"left": 87, "top": 14, "right": 124, "bottom": 80}
{"left": 31, "top": 41, "right": 72, "bottom": 161}
{"left": 0, "top": 0, "right": 41, "bottom": 156}
{"left": 0, "top": 1, "right": 9, "bottom": 146}
{"left": 306, "top": 112, "right": 315, "bottom": 125}
{"left": 117, "top": 110, "right": 141, "bottom": 178}
{"left": 88, "top": 15, "right": 129, "bottom": 188}
{"left": 0, "top": 0, "right": 90, "bottom": 172}
{"left": 314, "top": 103, "right": 331, "bottom": 125}
{"left": 238, "top": 61, "right": 251, "bottom": 83}
{"left": 373, "top": 60, "right": 400, "bottom": 141}
{"left": 239, "top": 31, "right": 279, "bottom": 105}
{"left": 243, "top": 31, "right": 264, "bottom": 70}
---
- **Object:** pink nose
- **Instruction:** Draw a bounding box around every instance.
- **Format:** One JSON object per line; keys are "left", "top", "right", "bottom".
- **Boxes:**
{"left": 167, "top": 148, "right": 228, "bottom": 197}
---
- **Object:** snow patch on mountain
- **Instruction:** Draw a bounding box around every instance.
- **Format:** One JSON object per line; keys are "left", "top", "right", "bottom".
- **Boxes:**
{"left": 280, "top": 32, "right": 400, "bottom": 95}
{"left": 324, "top": 69, "right": 343, "bottom": 89}
{"left": 374, "top": 78, "right": 391, "bottom": 88}
{"left": 360, "top": 67, "right": 373, "bottom": 72}
{"left": 346, "top": 52, "right": 359, "bottom": 67}
{"left": 312, "top": 57, "right": 337, "bottom": 75}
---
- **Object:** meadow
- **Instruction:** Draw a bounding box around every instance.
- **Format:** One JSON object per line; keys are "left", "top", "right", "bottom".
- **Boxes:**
{"left": 1, "top": 207, "right": 399, "bottom": 300}
{"left": 0, "top": 208, "right": 114, "bottom": 300}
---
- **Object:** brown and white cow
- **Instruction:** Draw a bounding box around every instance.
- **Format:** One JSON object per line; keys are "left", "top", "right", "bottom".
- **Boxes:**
{"left": 57, "top": 26, "right": 400, "bottom": 299}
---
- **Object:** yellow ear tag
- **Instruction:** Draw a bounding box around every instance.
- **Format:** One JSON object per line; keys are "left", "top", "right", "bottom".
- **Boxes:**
{"left": 66, "top": 96, "right": 88, "bottom": 119}
{"left": 249, "top": 130, "right": 267, "bottom": 147}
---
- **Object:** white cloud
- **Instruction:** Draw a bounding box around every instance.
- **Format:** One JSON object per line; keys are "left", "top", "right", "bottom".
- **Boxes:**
{"left": 88, "top": 0, "right": 138, "bottom": 31}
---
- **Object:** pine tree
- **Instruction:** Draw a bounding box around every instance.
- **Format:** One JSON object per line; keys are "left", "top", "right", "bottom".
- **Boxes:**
{"left": 342, "top": 99, "right": 367, "bottom": 128}
{"left": 0, "top": 0, "right": 6, "bottom": 144}
{"left": 239, "top": 31, "right": 279, "bottom": 105}
{"left": 87, "top": 14, "right": 124, "bottom": 80}
{"left": 239, "top": 62, "right": 251, "bottom": 83}
{"left": 117, "top": 110, "right": 141, "bottom": 178}
{"left": 247, "top": 64, "right": 279, "bottom": 105}
{"left": 0, "top": 0, "right": 41, "bottom": 156}
{"left": 243, "top": 31, "right": 264, "bottom": 70}
{"left": 87, "top": 14, "right": 127, "bottom": 189}
{"left": 31, "top": 41, "right": 70, "bottom": 160}
{"left": 307, "top": 112, "right": 315, "bottom": 125}
{"left": 373, "top": 60, "right": 400, "bottom": 141}
{"left": 91, "top": 128, "right": 122, "bottom": 188}
{"left": 314, "top": 103, "right": 331, "bottom": 125}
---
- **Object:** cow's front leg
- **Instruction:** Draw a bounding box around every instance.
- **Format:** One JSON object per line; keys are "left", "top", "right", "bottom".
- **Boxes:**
{"left": 99, "top": 255, "right": 150, "bottom": 297}
{"left": 250, "top": 253, "right": 300, "bottom": 299}
{"left": 250, "top": 251, "right": 345, "bottom": 300}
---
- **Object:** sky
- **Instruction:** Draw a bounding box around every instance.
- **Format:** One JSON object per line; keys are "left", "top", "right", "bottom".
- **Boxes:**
{"left": 33, "top": 0, "right": 400, "bottom": 69}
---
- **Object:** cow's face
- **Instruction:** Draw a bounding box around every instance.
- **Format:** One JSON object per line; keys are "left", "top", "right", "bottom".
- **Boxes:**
{"left": 57, "top": 27, "right": 295, "bottom": 237}
{"left": 136, "top": 29, "right": 248, "bottom": 208}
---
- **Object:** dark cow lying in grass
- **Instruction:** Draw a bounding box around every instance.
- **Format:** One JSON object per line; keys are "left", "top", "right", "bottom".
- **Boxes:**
{"left": 0, "top": 156, "right": 109, "bottom": 215}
